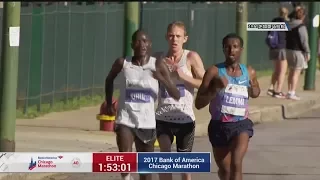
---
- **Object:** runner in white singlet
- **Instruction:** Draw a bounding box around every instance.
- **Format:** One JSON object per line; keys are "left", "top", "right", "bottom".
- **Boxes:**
{"left": 105, "top": 30, "right": 180, "bottom": 180}
{"left": 153, "top": 21, "right": 205, "bottom": 180}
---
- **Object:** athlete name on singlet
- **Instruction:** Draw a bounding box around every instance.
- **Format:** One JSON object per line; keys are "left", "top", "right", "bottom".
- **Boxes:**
{"left": 125, "top": 89, "right": 152, "bottom": 103}
{"left": 161, "top": 84, "right": 185, "bottom": 98}
{"left": 222, "top": 93, "right": 248, "bottom": 108}
{"left": 223, "top": 94, "right": 246, "bottom": 106}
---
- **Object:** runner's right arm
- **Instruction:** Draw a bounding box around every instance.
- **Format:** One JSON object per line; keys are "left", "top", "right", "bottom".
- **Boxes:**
{"left": 195, "top": 66, "right": 219, "bottom": 110}
{"left": 105, "top": 58, "right": 124, "bottom": 115}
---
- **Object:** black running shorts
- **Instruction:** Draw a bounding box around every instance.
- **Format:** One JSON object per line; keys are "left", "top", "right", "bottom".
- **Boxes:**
{"left": 156, "top": 120, "right": 195, "bottom": 152}
{"left": 208, "top": 119, "right": 254, "bottom": 148}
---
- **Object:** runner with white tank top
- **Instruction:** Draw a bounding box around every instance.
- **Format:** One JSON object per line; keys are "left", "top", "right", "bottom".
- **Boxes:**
{"left": 105, "top": 30, "right": 180, "bottom": 180}
{"left": 156, "top": 49, "right": 195, "bottom": 122}
{"left": 117, "top": 56, "right": 159, "bottom": 129}
{"left": 154, "top": 21, "right": 205, "bottom": 180}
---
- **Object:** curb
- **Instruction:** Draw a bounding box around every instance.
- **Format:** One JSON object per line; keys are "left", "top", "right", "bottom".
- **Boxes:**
{"left": 282, "top": 98, "right": 319, "bottom": 119}
{"left": 195, "top": 98, "right": 320, "bottom": 137}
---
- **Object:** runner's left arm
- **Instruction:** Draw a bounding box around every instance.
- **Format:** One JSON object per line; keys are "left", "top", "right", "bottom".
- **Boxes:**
{"left": 154, "top": 59, "right": 181, "bottom": 101}
{"left": 247, "top": 66, "right": 260, "bottom": 98}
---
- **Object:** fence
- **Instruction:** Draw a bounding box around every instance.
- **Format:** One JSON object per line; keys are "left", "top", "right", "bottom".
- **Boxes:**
{"left": 10, "top": 2, "right": 294, "bottom": 112}
{"left": 141, "top": 2, "right": 294, "bottom": 68}
{"left": 17, "top": 3, "right": 124, "bottom": 111}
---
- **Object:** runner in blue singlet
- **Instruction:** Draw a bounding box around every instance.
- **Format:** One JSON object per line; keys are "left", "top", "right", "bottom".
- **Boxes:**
{"left": 195, "top": 33, "right": 261, "bottom": 180}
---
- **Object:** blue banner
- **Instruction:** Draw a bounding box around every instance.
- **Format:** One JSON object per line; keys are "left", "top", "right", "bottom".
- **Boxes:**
{"left": 137, "top": 152, "right": 211, "bottom": 173}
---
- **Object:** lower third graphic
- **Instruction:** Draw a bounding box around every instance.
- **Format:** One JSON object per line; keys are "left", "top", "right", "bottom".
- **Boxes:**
{"left": 29, "top": 158, "right": 37, "bottom": 170}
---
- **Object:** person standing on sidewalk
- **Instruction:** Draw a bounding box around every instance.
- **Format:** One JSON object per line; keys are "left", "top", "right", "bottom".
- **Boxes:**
{"left": 105, "top": 30, "right": 180, "bottom": 180}
{"left": 266, "top": 7, "right": 289, "bottom": 98}
{"left": 289, "top": 3, "right": 308, "bottom": 26}
{"left": 195, "top": 33, "right": 260, "bottom": 180}
{"left": 153, "top": 21, "right": 205, "bottom": 180}
{"left": 286, "top": 7, "right": 310, "bottom": 100}
{"left": 289, "top": 2, "right": 301, "bottom": 19}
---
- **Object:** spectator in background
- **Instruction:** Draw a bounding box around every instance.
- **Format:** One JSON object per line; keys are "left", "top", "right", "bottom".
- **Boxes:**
{"left": 290, "top": 4, "right": 308, "bottom": 75}
{"left": 266, "top": 7, "right": 289, "bottom": 98}
{"left": 286, "top": 7, "right": 310, "bottom": 100}
{"left": 288, "top": 2, "right": 301, "bottom": 19}
{"left": 289, "top": 3, "right": 308, "bottom": 26}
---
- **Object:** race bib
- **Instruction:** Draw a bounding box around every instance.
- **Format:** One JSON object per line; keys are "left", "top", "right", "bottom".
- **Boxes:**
{"left": 161, "top": 84, "right": 185, "bottom": 98}
{"left": 125, "top": 89, "right": 152, "bottom": 103}
{"left": 220, "top": 84, "right": 248, "bottom": 116}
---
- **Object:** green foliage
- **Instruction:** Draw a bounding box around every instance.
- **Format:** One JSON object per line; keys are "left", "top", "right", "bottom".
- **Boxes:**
{"left": 17, "top": 90, "right": 119, "bottom": 119}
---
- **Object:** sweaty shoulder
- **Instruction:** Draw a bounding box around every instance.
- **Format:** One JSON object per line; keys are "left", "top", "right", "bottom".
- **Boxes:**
{"left": 107, "top": 57, "right": 125, "bottom": 79}
{"left": 187, "top": 50, "right": 201, "bottom": 62}
{"left": 186, "top": 50, "right": 204, "bottom": 67}
{"left": 113, "top": 57, "right": 125, "bottom": 68}
{"left": 246, "top": 65, "right": 256, "bottom": 78}
{"left": 187, "top": 50, "right": 200, "bottom": 58}
{"left": 206, "top": 65, "right": 219, "bottom": 76}
{"left": 111, "top": 57, "right": 124, "bottom": 71}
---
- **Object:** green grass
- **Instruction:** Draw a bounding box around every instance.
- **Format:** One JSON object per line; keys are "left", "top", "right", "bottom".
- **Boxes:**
{"left": 17, "top": 90, "right": 119, "bottom": 119}
{"left": 17, "top": 70, "right": 273, "bottom": 119}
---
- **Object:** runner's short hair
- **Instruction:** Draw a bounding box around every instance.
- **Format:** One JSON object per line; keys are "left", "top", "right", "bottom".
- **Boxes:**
{"left": 132, "top": 29, "right": 150, "bottom": 42}
{"left": 222, "top": 33, "right": 244, "bottom": 48}
{"left": 167, "top": 21, "right": 187, "bottom": 36}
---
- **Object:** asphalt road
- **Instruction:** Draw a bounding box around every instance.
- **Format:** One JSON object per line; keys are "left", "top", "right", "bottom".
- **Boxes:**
{"left": 42, "top": 107, "right": 320, "bottom": 180}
